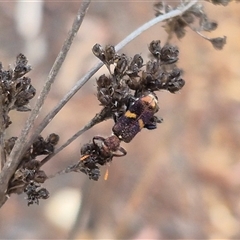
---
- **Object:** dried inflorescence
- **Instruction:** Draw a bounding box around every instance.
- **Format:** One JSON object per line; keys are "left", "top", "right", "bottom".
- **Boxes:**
{"left": 73, "top": 40, "right": 185, "bottom": 180}
{"left": 6, "top": 133, "right": 59, "bottom": 203}
{"left": 0, "top": 54, "right": 60, "bottom": 205}
{"left": 95, "top": 40, "right": 184, "bottom": 118}
{"left": 24, "top": 181, "right": 49, "bottom": 206}
{"left": 0, "top": 54, "right": 36, "bottom": 128}
{"left": 154, "top": 1, "right": 227, "bottom": 50}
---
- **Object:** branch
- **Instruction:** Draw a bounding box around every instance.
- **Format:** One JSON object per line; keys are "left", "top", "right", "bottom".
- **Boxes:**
{"left": 0, "top": 0, "right": 91, "bottom": 207}
{"left": 0, "top": 86, "right": 5, "bottom": 171}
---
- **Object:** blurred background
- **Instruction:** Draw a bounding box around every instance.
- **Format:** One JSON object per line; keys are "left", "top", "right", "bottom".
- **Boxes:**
{"left": 0, "top": 0, "right": 240, "bottom": 239}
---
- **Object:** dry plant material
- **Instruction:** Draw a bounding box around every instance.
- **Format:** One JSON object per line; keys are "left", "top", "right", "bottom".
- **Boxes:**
{"left": 154, "top": 1, "right": 227, "bottom": 49}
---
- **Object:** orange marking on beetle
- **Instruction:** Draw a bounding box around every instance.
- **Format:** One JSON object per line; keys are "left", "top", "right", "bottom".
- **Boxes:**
{"left": 138, "top": 119, "right": 144, "bottom": 129}
{"left": 125, "top": 110, "right": 137, "bottom": 118}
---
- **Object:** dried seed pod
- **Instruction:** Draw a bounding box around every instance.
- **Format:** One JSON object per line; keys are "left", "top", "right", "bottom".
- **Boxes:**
{"left": 34, "top": 170, "right": 48, "bottom": 183}
{"left": 24, "top": 181, "right": 49, "bottom": 206}
{"left": 160, "top": 45, "right": 179, "bottom": 64}
{"left": 5, "top": 137, "right": 17, "bottom": 155}
{"left": 13, "top": 53, "right": 31, "bottom": 79}
{"left": 96, "top": 74, "right": 112, "bottom": 88}
{"left": 209, "top": 36, "right": 226, "bottom": 50}
{"left": 46, "top": 133, "right": 60, "bottom": 146}
{"left": 105, "top": 45, "right": 117, "bottom": 63}
{"left": 92, "top": 43, "right": 105, "bottom": 62}
{"left": 165, "top": 68, "right": 185, "bottom": 93}
{"left": 92, "top": 44, "right": 118, "bottom": 66}
{"left": 149, "top": 40, "right": 161, "bottom": 59}
{"left": 127, "top": 54, "right": 144, "bottom": 77}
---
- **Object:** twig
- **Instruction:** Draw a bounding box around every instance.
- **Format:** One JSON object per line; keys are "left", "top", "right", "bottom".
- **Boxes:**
{"left": 0, "top": 131, "right": 5, "bottom": 172}
{"left": 0, "top": 0, "right": 91, "bottom": 207}
{"left": 0, "top": 87, "right": 6, "bottom": 171}
{"left": 40, "top": 107, "right": 110, "bottom": 167}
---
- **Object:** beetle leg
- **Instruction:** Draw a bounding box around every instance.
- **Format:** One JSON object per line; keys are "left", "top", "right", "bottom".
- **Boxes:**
{"left": 112, "top": 146, "right": 127, "bottom": 157}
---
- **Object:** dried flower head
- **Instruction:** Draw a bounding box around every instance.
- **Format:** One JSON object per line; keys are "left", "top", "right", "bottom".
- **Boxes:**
{"left": 6, "top": 133, "right": 59, "bottom": 204}
{"left": 0, "top": 54, "right": 35, "bottom": 128}
{"left": 154, "top": 1, "right": 227, "bottom": 49}
{"left": 24, "top": 181, "right": 49, "bottom": 206}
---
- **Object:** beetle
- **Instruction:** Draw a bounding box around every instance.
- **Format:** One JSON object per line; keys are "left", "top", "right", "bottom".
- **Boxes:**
{"left": 112, "top": 92, "right": 161, "bottom": 143}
